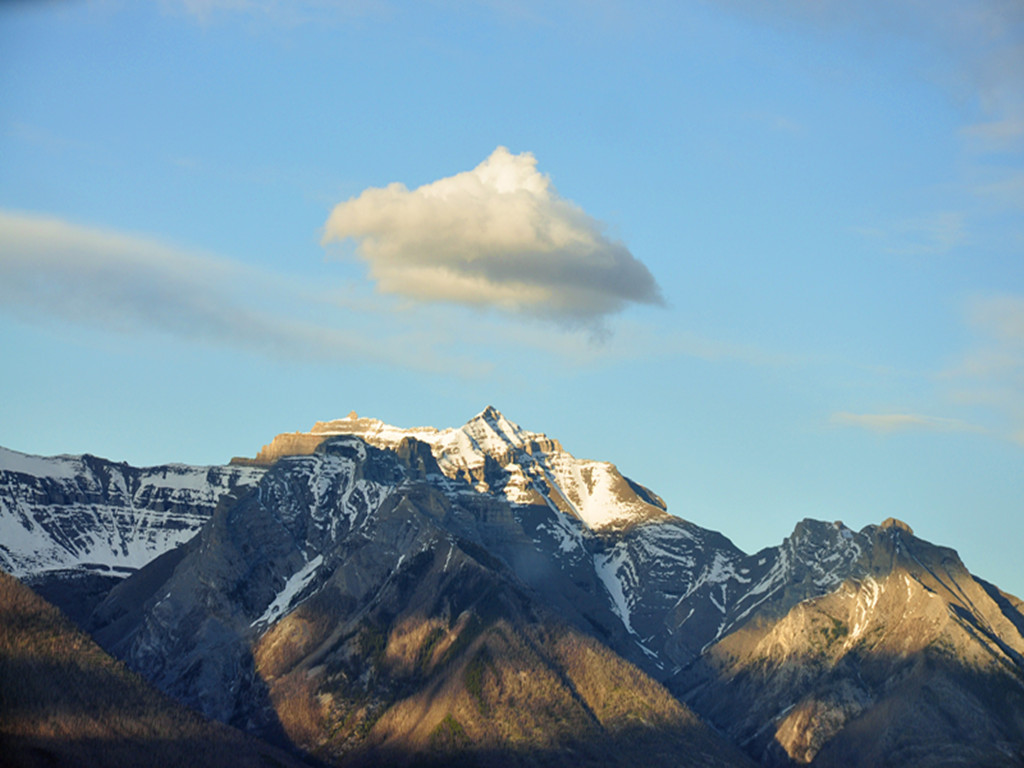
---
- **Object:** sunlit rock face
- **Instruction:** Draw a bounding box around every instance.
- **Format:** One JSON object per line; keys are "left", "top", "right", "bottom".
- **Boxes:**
{"left": 670, "top": 522, "right": 1024, "bottom": 767}
{"left": 233, "top": 406, "right": 668, "bottom": 530}
{"left": 5, "top": 408, "right": 1024, "bottom": 766}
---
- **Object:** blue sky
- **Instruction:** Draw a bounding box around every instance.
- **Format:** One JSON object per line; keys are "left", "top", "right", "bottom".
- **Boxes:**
{"left": 2, "top": 1, "right": 1022, "bottom": 594}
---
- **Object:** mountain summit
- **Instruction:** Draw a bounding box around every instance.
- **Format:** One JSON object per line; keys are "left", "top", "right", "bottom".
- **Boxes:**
{"left": 232, "top": 407, "right": 668, "bottom": 530}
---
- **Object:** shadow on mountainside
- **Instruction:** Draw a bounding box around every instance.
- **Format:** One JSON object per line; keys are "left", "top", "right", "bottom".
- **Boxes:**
{"left": 807, "top": 656, "right": 1024, "bottom": 768}
{"left": 0, "top": 570, "right": 312, "bottom": 768}
{"left": 361, "top": 720, "right": 757, "bottom": 768}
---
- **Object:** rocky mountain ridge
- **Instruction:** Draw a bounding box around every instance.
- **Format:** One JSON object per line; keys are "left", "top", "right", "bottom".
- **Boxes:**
{"left": 233, "top": 406, "right": 667, "bottom": 530}
{"left": 2, "top": 407, "right": 1023, "bottom": 767}
{"left": 0, "top": 445, "right": 263, "bottom": 580}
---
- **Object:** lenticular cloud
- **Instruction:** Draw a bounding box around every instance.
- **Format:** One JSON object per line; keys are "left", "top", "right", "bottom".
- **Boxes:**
{"left": 322, "top": 147, "right": 663, "bottom": 325}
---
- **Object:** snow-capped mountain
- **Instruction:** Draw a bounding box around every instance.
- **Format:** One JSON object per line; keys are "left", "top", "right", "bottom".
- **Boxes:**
{"left": 0, "top": 446, "right": 264, "bottom": 579}
{"left": 236, "top": 405, "right": 668, "bottom": 530}
{"left": 228, "top": 407, "right": 753, "bottom": 670}
{"left": 4, "top": 407, "right": 1024, "bottom": 767}
{"left": 90, "top": 430, "right": 752, "bottom": 766}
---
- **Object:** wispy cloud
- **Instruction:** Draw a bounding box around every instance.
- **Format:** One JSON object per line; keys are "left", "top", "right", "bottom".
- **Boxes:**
{"left": 973, "top": 171, "right": 1024, "bottom": 212}
{"left": 322, "top": 146, "right": 664, "bottom": 330}
{"left": 970, "top": 295, "right": 1024, "bottom": 343}
{"left": 719, "top": 0, "right": 1024, "bottom": 164}
{"left": 164, "top": 0, "right": 381, "bottom": 26}
{"left": 830, "top": 412, "right": 985, "bottom": 435}
{"left": 0, "top": 209, "right": 483, "bottom": 374}
{"left": 962, "top": 118, "right": 1024, "bottom": 154}
{"left": 833, "top": 295, "right": 1024, "bottom": 446}
{"left": 856, "top": 211, "right": 967, "bottom": 257}
{"left": 940, "top": 295, "right": 1024, "bottom": 443}
{"left": 482, "top": 320, "right": 791, "bottom": 370}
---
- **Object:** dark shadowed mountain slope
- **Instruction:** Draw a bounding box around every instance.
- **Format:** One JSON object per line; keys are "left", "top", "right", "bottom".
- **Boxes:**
{"left": 0, "top": 569, "right": 309, "bottom": 768}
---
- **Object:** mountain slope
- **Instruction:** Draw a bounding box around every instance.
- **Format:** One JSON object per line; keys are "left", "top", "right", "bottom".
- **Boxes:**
{"left": 672, "top": 520, "right": 1024, "bottom": 766}
{"left": 4, "top": 408, "right": 1024, "bottom": 766}
{"left": 90, "top": 434, "right": 754, "bottom": 767}
{"left": 0, "top": 446, "right": 264, "bottom": 625}
{"left": 0, "top": 569, "right": 308, "bottom": 768}
{"left": 0, "top": 445, "right": 263, "bottom": 580}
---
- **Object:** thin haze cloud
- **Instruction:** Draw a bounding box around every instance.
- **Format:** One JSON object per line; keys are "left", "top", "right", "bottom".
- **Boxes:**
{"left": 166, "top": 0, "right": 380, "bottom": 26}
{"left": 321, "top": 147, "right": 664, "bottom": 329}
{"left": 719, "top": 0, "right": 1024, "bottom": 145}
{"left": 0, "top": 209, "right": 481, "bottom": 374}
{"left": 944, "top": 295, "right": 1024, "bottom": 443}
{"left": 831, "top": 295, "right": 1024, "bottom": 446}
{"left": 829, "top": 412, "right": 985, "bottom": 435}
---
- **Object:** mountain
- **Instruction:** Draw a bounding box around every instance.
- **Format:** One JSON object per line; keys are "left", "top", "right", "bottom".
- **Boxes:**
{"left": 89, "top": 425, "right": 753, "bottom": 767}
{"left": 0, "top": 446, "right": 264, "bottom": 580}
{"left": 224, "top": 408, "right": 751, "bottom": 670}
{"left": 671, "top": 519, "right": 1024, "bottom": 767}
{"left": 0, "top": 446, "right": 263, "bottom": 623}
{"left": 231, "top": 406, "right": 668, "bottom": 530}
{"left": 2, "top": 407, "right": 1023, "bottom": 766}
{"left": 0, "top": 568, "right": 309, "bottom": 768}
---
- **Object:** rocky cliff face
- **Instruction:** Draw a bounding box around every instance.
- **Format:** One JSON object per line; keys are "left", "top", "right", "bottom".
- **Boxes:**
{"left": 0, "top": 446, "right": 264, "bottom": 580}
{"left": 671, "top": 520, "right": 1024, "bottom": 766}
{"left": 0, "top": 446, "right": 265, "bottom": 627}
{"left": 4, "top": 408, "right": 1024, "bottom": 767}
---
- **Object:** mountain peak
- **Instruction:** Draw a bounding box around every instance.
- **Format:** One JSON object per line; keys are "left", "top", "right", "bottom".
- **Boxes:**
{"left": 475, "top": 404, "right": 504, "bottom": 422}
{"left": 879, "top": 516, "right": 914, "bottom": 535}
{"left": 227, "top": 408, "right": 665, "bottom": 531}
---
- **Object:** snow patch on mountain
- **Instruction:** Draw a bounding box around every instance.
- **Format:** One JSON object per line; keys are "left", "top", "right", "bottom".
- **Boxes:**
{"left": 252, "top": 554, "right": 324, "bottom": 628}
{"left": 595, "top": 549, "right": 636, "bottom": 634}
{"left": 0, "top": 446, "right": 81, "bottom": 480}
{"left": 248, "top": 407, "right": 666, "bottom": 533}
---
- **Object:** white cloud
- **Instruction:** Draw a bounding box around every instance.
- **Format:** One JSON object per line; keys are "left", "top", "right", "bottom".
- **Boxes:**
{"left": 0, "top": 209, "right": 481, "bottom": 374}
{"left": 322, "top": 146, "right": 663, "bottom": 327}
